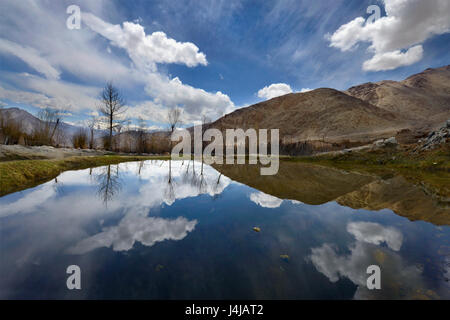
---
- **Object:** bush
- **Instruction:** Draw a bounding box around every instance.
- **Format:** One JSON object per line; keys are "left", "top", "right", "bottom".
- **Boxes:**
{"left": 72, "top": 129, "right": 88, "bottom": 149}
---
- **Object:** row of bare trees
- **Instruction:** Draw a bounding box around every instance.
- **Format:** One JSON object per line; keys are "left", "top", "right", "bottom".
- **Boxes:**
{"left": 0, "top": 81, "right": 188, "bottom": 154}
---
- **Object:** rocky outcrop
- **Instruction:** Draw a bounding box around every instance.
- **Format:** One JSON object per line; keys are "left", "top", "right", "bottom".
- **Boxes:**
{"left": 416, "top": 120, "right": 449, "bottom": 151}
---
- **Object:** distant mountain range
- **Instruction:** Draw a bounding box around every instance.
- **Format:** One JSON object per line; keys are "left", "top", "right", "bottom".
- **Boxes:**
{"left": 210, "top": 65, "right": 450, "bottom": 144}
{"left": 1, "top": 65, "right": 449, "bottom": 147}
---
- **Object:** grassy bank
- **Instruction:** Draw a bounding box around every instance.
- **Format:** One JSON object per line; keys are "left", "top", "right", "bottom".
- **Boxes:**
{"left": 286, "top": 145, "right": 450, "bottom": 198}
{"left": 0, "top": 155, "right": 169, "bottom": 197}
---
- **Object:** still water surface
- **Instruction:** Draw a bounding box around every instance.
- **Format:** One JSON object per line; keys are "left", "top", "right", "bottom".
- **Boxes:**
{"left": 0, "top": 160, "right": 449, "bottom": 299}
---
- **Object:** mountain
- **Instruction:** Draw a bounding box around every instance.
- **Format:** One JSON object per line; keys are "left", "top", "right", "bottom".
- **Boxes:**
{"left": 0, "top": 107, "right": 104, "bottom": 146}
{"left": 2, "top": 65, "right": 449, "bottom": 149}
{"left": 208, "top": 65, "right": 450, "bottom": 144}
{"left": 0, "top": 107, "right": 42, "bottom": 134}
{"left": 210, "top": 88, "right": 407, "bottom": 144}
{"left": 346, "top": 65, "right": 450, "bottom": 127}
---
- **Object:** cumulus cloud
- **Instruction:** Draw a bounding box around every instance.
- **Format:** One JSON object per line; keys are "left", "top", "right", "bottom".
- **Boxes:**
{"left": 329, "top": 0, "right": 450, "bottom": 71}
{"left": 307, "top": 221, "right": 433, "bottom": 299}
{"left": 362, "top": 45, "right": 423, "bottom": 71}
{"left": 67, "top": 214, "right": 197, "bottom": 254}
{"left": 257, "top": 83, "right": 293, "bottom": 100}
{"left": 347, "top": 222, "right": 403, "bottom": 251}
{"left": 83, "top": 13, "right": 208, "bottom": 70}
{"left": 81, "top": 12, "right": 235, "bottom": 122}
{"left": 249, "top": 191, "right": 283, "bottom": 208}
{"left": 144, "top": 74, "right": 235, "bottom": 122}
{"left": 0, "top": 1, "right": 236, "bottom": 125}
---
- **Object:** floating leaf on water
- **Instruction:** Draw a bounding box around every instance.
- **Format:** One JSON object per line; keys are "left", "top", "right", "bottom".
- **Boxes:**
{"left": 253, "top": 227, "right": 261, "bottom": 232}
{"left": 155, "top": 264, "right": 164, "bottom": 272}
{"left": 280, "top": 254, "right": 290, "bottom": 262}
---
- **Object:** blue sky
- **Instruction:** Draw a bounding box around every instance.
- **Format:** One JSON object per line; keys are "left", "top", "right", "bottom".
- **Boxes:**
{"left": 0, "top": 0, "right": 449, "bottom": 129}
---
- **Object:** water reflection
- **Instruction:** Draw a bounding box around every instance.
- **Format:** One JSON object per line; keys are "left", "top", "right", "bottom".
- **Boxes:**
{"left": 0, "top": 160, "right": 448, "bottom": 299}
{"left": 213, "top": 161, "right": 450, "bottom": 225}
{"left": 249, "top": 191, "right": 283, "bottom": 208}
{"left": 308, "top": 222, "right": 437, "bottom": 299}
{"left": 67, "top": 211, "right": 197, "bottom": 254}
{"left": 95, "top": 165, "right": 122, "bottom": 206}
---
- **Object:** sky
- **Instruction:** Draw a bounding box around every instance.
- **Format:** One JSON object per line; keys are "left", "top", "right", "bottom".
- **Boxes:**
{"left": 0, "top": 0, "right": 449, "bottom": 130}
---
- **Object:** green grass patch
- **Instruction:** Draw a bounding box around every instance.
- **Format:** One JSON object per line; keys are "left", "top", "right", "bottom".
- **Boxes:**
{"left": 0, "top": 155, "right": 169, "bottom": 197}
{"left": 285, "top": 145, "right": 450, "bottom": 198}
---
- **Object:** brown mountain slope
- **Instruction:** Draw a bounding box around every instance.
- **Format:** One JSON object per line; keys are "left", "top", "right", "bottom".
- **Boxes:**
{"left": 346, "top": 65, "right": 450, "bottom": 127}
{"left": 210, "top": 88, "right": 407, "bottom": 143}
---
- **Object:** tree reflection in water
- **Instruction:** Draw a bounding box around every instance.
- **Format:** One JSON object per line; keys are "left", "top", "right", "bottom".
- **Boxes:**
{"left": 95, "top": 164, "right": 122, "bottom": 206}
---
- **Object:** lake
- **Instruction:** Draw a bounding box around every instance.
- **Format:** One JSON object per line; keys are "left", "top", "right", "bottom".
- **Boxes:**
{"left": 0, "top": 160, "right": 449, "bottom": 299}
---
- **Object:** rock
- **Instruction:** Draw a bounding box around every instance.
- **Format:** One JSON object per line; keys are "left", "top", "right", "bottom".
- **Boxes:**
{"left": 384, "top": 137, "right": 398, "bottom": 146}
{"left": 418, "top": 121, "right": 449, "bottom": 151}
{"left": 373, "top": 137, "right": 397, "bottom": 148}
{"left": 374, "top": 139, "right": 385, "bottom": 147}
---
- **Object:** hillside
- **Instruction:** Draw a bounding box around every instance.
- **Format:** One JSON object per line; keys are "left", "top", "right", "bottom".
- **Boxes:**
{"left": 210, "top": 88, "right": 407, "bottom": 143}
{"left": 346, "top": 65, "right": 450, "bottom": 128}
{"left": 0, "top": 107, "right": 104, "bottom": 146}
{"left": 0, "top": 107, "right": 42, "bottom": 134}
{"left": 2, "top": 66, "right": 449, "bottom": 150}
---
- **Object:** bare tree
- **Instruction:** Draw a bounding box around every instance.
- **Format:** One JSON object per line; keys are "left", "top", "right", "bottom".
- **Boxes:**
{"left": 114, "top": 123, "right": 122, "bottom": 151}
{"left": 168, "top": 107, "right": 182, "bottom": 135}
{"left": 125, "top": 119, "right": 133, "bottom": 153}
{"left": 137, "top": 117, "right": 147, "bottom": 154}
{"left": 0, "top": 102, "right": 4, "bottom": 143}
{"left": 98, "top": 82, "right": 126, "bottom": 151}
{"left": 167, "top": 107, "right": 182, "bottom": 182}
{"left": 201, "top": 115, "right": 211, "bottom": 175}
{"left": 87, "top": 115, "right": 97, "bottom": 149}
{"left": 34, "top": 108, "right": 63, "bottom": 146}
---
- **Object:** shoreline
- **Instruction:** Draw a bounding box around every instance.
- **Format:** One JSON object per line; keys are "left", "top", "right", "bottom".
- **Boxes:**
{"left": 0, "top": 143, "right": 448, "bottom": 199}
{"left": 0, "top": 155, "right": 169, "bottom": 197}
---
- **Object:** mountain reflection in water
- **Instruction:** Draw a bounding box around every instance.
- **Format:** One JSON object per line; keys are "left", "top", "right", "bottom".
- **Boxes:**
{"left": 0, "top": 160, "right": 448, "bottom": 299}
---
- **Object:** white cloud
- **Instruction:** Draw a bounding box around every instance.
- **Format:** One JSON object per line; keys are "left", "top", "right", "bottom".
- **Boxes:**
{"left": 144, "top": 74, "right": 235, "bottom": 123}
{"left": 0, "top": 73, "right": 99, "bottom": 112}
{"left": 347, "top": 222, "right": 403, "bottom": 251}
{"left": 329, "top": 0, "right": 450, "bottom": 71}
{"left": 307, "top": 221, "right": 432, "bottom": 299}
{"left": 300, "top": 88, "right": 313, "bottom": 93}
{"left": 0, "top": 1, "right": 236, "bottom": 125}
{"left": 83, "top": 13, "right": 208, "bottom": 71}
{"left": 362, "top": 45, "right": 423, "bottom": 71}
{"left": 0, "top": 184, "right": 55, "bottom": 218}
{"left": 0, "top": 38, "right": 60, "bottom": 80}
{"left": 67, "top": 214, "right": 197, "bottom": 254}
{"left": 257, "top": 83, "right": 293, "bottom": 100}
{"left": 249, "top": 191, "right": 283, "bottom": 208}
{"left": 82, "top": 12, "right": 235, "bottom": 122}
